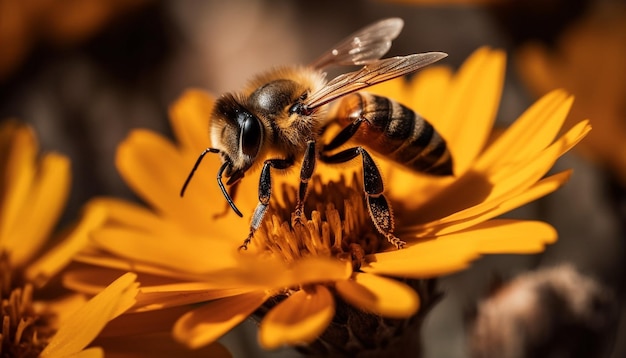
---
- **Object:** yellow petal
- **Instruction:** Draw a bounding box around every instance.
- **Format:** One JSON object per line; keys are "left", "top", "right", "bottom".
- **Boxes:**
{"left": 94, "top": 195, "right": 247, "bottom": 242}
{"left": 64, "top": 268, "right": 140, "bottom": 295}
{"left": 368, "top": 77, "right": 409, "bottom": 104}
{"left": 41, "top": 273, "right": 139, "bottom": 357}
{"left": 407, "top": 66, "right": 453, "bottom": 120}
{"left": 420, "top": 170, "right": 572, "bottom": 236}
{"left": 365, "top": 219, "right": 556, "bottom": 278}
{"left": 173, "top": 291, "right": 268, "bottom": 349}
{"left": 471, "top": 220, "right": 557, "bottom": 254}
{"left": 259, "top": 285, "right": 334, "bottom": 349}
{"left": 484, "top": 120, "right": 590, "bottom": 199}
{"left": 440, "top": 47, "right": 505, "bottom": 173}
{"left": 168, "top": 89, "right": 214, "bottom": 153}
{"left": 364, "top": 238, "right": 479, "bottom": 278}
{"left": 195, "top": 256, "right": 352, "bottom": 290}
{"left": 0, "top": 121, "right": 37, "bottom": 248}
{"left": 477, "top": 171, "right": 573, "bottom": 227}
{"left": 134, "top": 283, "right": 255, "bottom": 312}
{"left": 89, "top": 197, "right": 167, "bottom": 232}
{"left": 26, "top": 202, "right": 107, "bottom": 287}
{"left": 434, "top": 219, "right": 557, "bottom": 254}
{"left": 401, "top": 168, "right": 494, "bottom": 225}
{"left": 6, "top": 152, "right": 70, "bottom": 266}
{"left": 73, "top": 252, "right": 192, "bottom": 281}
{"left": 91, "top": 227, "right": 240, "bottom": 274}
{"left": 476, "top": 90, "right": 573, "bottom": 170}
{"left": 335, "top": 273, "right": 420, "bottom": 318}
{"left": 368, "top": 63, "right": 452, "bottom": 116}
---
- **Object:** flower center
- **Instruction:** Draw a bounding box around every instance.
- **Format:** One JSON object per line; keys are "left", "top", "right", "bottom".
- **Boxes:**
{"left": 254, "top": 174, "right": 390, "bottom": 270}
{"left": 0, "top": 253, "right": 54, "bottom": 358}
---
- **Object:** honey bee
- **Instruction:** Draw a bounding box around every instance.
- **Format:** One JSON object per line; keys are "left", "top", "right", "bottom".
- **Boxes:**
{"left": 181, "top": 18, "right": 453, "bottom": 250}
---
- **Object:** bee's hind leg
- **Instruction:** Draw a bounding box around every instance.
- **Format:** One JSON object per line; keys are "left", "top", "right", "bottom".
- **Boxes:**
{"left": 323, "top": 117, "right": 365, "bottom": 152}
{"left": 320, "top": 146, "right": 406, "bottom": 249}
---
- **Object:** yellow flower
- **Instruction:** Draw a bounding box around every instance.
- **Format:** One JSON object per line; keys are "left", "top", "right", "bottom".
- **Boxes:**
{"left": 0, "top": 119, "right": 70, "bottom": 272}
{"left": 68, "top": 47, "right": 590, "bottom": 352}
{"left": 0, "top": 120, "right": 140, "bottom": 357}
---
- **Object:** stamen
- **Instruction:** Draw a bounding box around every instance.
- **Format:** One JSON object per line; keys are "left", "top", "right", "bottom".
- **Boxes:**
{"left": 253, "top": 173, "right": 387, "bottom": 270}
{"left": 0, "top": 253, "right": 54, "bottom": 357}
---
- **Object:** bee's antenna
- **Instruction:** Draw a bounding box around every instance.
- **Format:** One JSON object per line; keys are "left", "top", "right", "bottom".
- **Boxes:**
{"left": 216, "top": 161, "right": 243, "bottom": 217}
{"left": 180, "top": 148, "right": 243, "bottom": 217}
{"left": 180, "top": 148, "right": 244, "bottom": 218}
{"left": 180, "top": 148, "right": 220, "bottom": 197}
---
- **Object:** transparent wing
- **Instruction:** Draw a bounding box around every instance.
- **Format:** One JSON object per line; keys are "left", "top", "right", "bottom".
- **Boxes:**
{"left": 309, "top": 18, "right": 404, "bottom": 69}
{"left": 305, "top": 52, "right": 448, "bottom": 110}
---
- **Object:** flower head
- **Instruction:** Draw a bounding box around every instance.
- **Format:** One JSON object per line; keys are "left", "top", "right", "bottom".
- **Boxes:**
{"left": 68, "top": 47, "right": 590, "bottom": 352}
{"left": 0, "top": 120, "right": 141, "bottom": 357}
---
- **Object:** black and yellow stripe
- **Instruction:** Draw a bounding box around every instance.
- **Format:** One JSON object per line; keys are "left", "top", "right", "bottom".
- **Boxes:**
{"left": 335, "top": 93, "right": 453, "bottom": 175}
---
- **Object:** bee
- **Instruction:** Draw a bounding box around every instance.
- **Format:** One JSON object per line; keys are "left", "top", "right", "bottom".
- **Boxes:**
{"left": 181, "top": 18, "right": 453, "bottom": 250}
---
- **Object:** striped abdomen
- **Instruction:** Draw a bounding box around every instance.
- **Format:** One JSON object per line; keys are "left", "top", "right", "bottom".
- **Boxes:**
{"left": 334, "top": 92, "right": 453, "bottom": 175}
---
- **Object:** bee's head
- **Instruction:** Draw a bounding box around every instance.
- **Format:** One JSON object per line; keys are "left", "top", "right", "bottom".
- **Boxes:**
{"left": 211, "top": 93, "right": 264, "bottom": 185}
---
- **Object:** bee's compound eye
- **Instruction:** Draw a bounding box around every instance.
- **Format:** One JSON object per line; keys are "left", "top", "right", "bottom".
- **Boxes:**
{"left": 240, "top": 113, "right": 262, "bottom": 157}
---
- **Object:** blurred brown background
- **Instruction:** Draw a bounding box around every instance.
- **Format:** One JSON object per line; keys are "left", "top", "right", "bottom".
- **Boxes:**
{"left": 1, "top": 0, "right": 625, "bottom": 357}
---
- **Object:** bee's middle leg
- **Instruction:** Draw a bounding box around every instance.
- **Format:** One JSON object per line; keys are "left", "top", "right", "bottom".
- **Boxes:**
{"left": 240, "top": 158, "right": 293, "bottom": 250}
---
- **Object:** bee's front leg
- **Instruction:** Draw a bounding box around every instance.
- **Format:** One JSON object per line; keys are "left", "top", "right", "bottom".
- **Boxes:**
{"left": 292, "top": 141, "right": 316, "bottom": 227}
{"left": 212, "top": 181, "right": 241, "bottom": 220}
{"left": 240, "top": 158, "right": 293, "bottom": 250}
